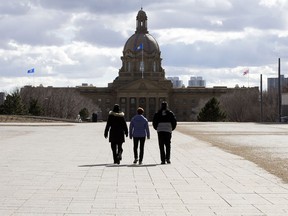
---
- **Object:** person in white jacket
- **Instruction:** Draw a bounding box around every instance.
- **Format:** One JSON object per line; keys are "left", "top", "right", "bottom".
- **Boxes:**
{"left": 129, "top": 107, "right": 150, "bottom": 165}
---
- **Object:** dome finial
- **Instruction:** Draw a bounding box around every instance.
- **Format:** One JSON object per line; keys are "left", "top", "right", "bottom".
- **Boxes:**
{"left": 136, "top": 8, "right": 148, "bottom": 34}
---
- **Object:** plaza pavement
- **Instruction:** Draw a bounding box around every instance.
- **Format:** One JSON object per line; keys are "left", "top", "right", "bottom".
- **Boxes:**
{"left": 0, "top": 122, "right": 288, "bottom": 216}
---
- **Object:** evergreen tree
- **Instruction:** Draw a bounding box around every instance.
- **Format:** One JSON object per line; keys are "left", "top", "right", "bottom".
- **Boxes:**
{"left": 197, "top": 97, "right": 226, "bottom": 122}
{"left": 79, "top": 108, "right": 89, "bottom": 120}
{"left": 1, "top": 89, "right": 26, "bottom": 115}
{"left": 28, "top": 98, "right": 43, "bottom": 116}
{"left": 0, "top": 104, "right": 4, "bottom": 114}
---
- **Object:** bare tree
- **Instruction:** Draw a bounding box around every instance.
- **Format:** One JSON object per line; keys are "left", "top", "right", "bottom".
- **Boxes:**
{"left": 21, "top": 86, "right": 100, "bottom": 120}
{"left": 220, "top": 89, "right": 260, "bottom": 122}
{"left": 220, "top": 88, "right": 279, "bottom": 122}
{"left": 261, "top": 90, "right": 278, "bottom": 122}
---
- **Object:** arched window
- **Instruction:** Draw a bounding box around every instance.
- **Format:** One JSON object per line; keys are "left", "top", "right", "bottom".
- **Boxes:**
{"left": 153, "top": 61, "right": 156, "bottom": 72}
{"left": 128, "top": 62, "right": 131, "bottom": 72}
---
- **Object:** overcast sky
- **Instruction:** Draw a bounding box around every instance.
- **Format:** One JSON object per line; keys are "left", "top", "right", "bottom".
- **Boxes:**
{"left": 1, "top": 0, "right": 288, "bottom": 92}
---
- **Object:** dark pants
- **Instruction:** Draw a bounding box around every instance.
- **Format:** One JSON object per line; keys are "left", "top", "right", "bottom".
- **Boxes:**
{"left": 157, "top": 132, "right": 171, "bottom": 162}
{"left": 111, "top": 142, "right": 123, "bottom": 163}
{"left": 133, "top": 137, "right": 146, "bottom": 161}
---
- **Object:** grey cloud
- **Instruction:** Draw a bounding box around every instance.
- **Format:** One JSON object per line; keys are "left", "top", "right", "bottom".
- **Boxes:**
{"left": 0, "top": 11, "right": 67, "bottom": 46}
{"left": 161, "top": 33, "right": 282, "bottom": 69}
{"left": 73, "top": 18, "right": 127, "bottom": 47}
{"left": 0, "top": 1, "right": 31, "bottom": 16}
{"left": 37, "top": 0, "right": 152, "bottom": 14}
{"left": 149, "top": 0, "right": 286, "bottom": 32}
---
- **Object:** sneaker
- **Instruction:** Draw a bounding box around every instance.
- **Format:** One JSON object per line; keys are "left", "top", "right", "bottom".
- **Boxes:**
{"left": 133, "top": 159, "right": 138, "bottom": 164}
{"left": 139, "top": 161, "right": 142, "bottom": 165}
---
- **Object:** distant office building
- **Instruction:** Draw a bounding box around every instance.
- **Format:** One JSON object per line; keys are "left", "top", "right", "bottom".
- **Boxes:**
{"left": 167, "top": 77, "right": 183, "bottom": 88}
{"left": 0, "top": 92, "right": 5, "bottom": 105}
{"left": 188, "top": 76, "right": 206, "bottom": 87}
{"left": 282, "top": 93, "right": 288, "bottom": 117}
{"left": 267, "top": 75, "right": 288, "bottom": 91}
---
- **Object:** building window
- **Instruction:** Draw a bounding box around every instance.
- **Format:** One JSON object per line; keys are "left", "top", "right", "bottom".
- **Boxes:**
{"left": 139, "top": 97, "right": 146, "bottom": 108}
{"left": 129, "top": 97, "right": 137, "bottom": 120}
{"left": 130, "top": 98, "right": 136, "bottom": 104}
{"left": 149, "top": 98, "right": 155, "bottom": 105}
{"left": 120, "top": 97, "right": 126, "bottom": 104}
{"left": 148, "top": 98, "right": 156, "bottom": 120}
{"left": 128, "top": 62, "right": 131, "bottom": 72}
{"left": 121, "top": 106, "right": 126, "bottom": 113}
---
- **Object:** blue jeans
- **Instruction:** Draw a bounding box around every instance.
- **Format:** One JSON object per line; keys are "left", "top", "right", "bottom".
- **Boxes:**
{"left": 133, "top": 137, "right": 146, "bottom": 161}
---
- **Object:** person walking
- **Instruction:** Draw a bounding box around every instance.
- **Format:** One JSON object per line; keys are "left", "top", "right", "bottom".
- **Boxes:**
{"left": 104, "top": 104, "right": 128, "bottom": 164}
{"left": 129, "top": 107, "right": 150, "bottom": 165}
{"left": 152, "top": 101, "right": 177, "bottom": 164}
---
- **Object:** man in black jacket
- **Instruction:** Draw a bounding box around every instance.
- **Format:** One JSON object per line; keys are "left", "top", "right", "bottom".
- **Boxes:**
{"left": 152, "top": 101, "right": 177, "bottom": 164}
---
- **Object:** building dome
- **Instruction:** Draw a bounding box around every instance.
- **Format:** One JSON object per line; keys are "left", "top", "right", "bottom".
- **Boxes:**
{"left": 116, "top": 8, "right": 165, "bottom": 83}
{"left": 123, "top": 8, "right": 160, "bottom": 54}
{"left": 123, "top": 33, "right": 160, "bottom": 54}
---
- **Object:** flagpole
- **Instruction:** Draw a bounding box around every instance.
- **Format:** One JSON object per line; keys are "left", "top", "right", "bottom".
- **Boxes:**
{"left": 27, "top": 68, "right": 35, "bottom": 86}
{"left": 260, "top": 74, "right": 263, "bottom": 122}
{"left": 278, "top": 58, "right": 282, "bottom": 122}
{"left": 243, "top": 69, "right": 249, "bottom": 87}
{"left": 248, "top": 71, "right": 250, "bottom": 87}
{"left": 141, "top": 43, "right": 144, "bottom": 79}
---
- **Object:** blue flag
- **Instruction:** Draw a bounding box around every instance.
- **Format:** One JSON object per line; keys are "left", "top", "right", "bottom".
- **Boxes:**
{"left": 27, "top": 68, "right": 35, "bottom": 74}
{"left": 135, "top": 43, "right": 143, "bottom": 51}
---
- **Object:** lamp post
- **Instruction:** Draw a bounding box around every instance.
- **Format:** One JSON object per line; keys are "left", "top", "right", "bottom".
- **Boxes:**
{"left": 260, "top": 74, "right": 263, "bottom": 122}
{"left": 278, "top": 58, "right": 282, "bottom": 122}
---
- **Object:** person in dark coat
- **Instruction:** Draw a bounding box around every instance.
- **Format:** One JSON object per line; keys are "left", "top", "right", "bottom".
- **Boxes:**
{"left": 129, "top": 107, "right": 150, "bottom": 165}
{"left": 104, "top": 104, "right": 128, "bottom": 164}
{"left": 152, "top": 101, "right": 177, "bottom": 164}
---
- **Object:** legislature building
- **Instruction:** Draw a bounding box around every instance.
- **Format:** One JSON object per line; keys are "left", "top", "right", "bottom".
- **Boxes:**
{"left": 22, "top": 9, "right": 257, "bottom": 121}
{"left": 77, "top": 8, "right": 256, "bottom": 121}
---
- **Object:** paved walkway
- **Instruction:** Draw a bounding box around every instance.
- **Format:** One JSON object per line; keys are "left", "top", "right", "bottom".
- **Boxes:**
{"left": 0, "top": 122, "right": 288, "bottom": 216}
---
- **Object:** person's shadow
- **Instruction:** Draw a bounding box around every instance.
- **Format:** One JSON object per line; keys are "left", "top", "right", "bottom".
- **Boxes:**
{"left": 78, "top": 163, "right": 158, "bottom": 168}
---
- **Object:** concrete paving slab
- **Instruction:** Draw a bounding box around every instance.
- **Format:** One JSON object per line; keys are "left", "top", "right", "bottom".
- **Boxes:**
{"left": 0, "top": 122, "right": 288, "bottom": 215}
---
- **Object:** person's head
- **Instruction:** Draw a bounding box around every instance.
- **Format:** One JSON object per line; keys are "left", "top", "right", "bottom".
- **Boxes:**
{"left": 112, "top": 104, "right": 120, "bottom": 113}
{"left": 161, "top": 101, "right": 168, "bottom": 110}
{"left": 137, "top": 107, "right": 144, "bottom": 115}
